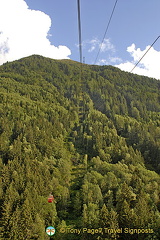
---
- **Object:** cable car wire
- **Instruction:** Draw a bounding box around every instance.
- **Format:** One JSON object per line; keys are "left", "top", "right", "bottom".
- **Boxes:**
{"left": 77, "top": 0, "right": 82, "bottom": 63}
{"left": 130, "top": 35, "right": 160, "bottom": 73}
{"left": 94, "top": 0, "right": 118, "bottom": 65}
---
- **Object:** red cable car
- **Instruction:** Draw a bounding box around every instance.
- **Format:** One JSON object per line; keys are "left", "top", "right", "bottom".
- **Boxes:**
{"left": 48, "top": 194, "right": 54, "bottom": 203}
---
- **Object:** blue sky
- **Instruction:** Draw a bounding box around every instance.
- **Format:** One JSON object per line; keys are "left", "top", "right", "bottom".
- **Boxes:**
{"left": 0, "top": 0, "right": 160, "bottom": 79}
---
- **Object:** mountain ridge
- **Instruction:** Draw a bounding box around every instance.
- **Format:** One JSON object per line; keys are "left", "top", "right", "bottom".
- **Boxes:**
{"left": 0, "top": 55, "right": 160, "bottom": 240}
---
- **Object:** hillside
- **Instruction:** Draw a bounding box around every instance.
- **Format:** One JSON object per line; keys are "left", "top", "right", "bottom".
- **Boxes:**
{"left": 0, "top": 55, "right": 160, "bottom": 240}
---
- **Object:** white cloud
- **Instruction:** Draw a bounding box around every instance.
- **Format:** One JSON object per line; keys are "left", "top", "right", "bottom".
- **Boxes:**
{"left": 82, "top": 38, "right": 115, "bottom": 53}
{"left": 88, "top": 39, "right": 99, "bottom": 52}
{"left": 101, "top": 39, "right": 115, "bottom": 53}
{"left": 0, "top": 0, "right": 71, "bottom": 65}
{"left": 97, "top": 59, "right": 109, "bottom": 65}
{"left": 96, "top": 56, "right": 122, "bottom": 66}
{"left": 116, "top": 43, "right": 160, "bottom": 80}
{"left": 109, "top": 56, "right": 122, "bottom": 63}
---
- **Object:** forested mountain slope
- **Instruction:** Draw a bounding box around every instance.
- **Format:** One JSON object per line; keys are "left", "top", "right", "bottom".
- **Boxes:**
{"left": 0, "top": 55, "right": 160, "bottom": 240}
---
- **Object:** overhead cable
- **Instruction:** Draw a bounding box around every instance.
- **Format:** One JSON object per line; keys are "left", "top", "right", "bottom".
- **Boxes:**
{"left": 130, "top": 35, "right": 160, "bottom": 73}
{"left": 94, "top": 0, "right": 118, "bottom": 65}
{"left": 77, "top": 0, "right": 82, "bottom": 63}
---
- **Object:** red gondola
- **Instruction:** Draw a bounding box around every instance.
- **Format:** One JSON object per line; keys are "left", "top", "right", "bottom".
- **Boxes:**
{"left": 48, "top": 194, "right": 54, "bottom": 203}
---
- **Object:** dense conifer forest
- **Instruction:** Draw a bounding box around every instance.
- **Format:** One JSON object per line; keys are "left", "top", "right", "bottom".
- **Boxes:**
{"left": 0, "top": 55, "right": 160, "bottom": 239}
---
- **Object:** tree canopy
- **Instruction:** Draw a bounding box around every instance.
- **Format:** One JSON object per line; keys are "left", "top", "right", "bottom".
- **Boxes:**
{"left": 0, "top": 55, "right": 160, "bottom": 239}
